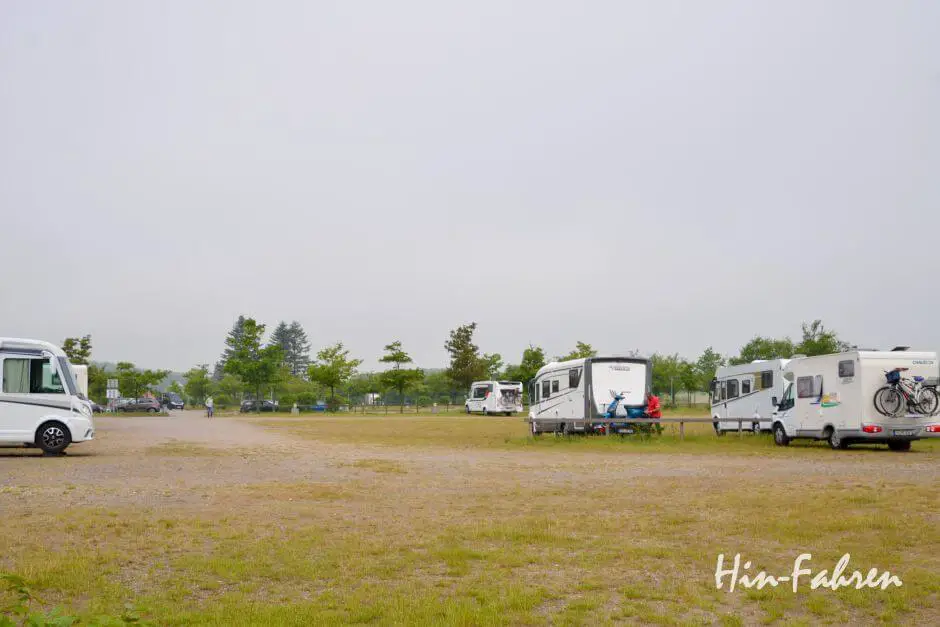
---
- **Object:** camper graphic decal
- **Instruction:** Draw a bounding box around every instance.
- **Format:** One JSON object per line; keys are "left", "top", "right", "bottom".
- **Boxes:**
{"left": 821, "top": 393, "right": 841, "bottom": 408}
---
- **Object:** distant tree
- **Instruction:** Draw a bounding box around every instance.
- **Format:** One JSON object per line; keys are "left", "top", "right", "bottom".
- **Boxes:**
{"left": 218, "top": 315, "right": 248, "bottom": 372}
{"left": 444, "top": 323, "right": 487, "bottom": 394}
{"left": 694, "top": 347, "right": 726, "bottom": 392}
{"left": 167, "top": 381, "right": 183, "bottom": 397}
{"left": 62, "top": 335, "right": 92, "bottom": 365}
{"left": 650, "top": 353, "right": 682, "bottom": 405}
{"left": 211, "top": 361, "right": 225, "bottom": 382}
{"left": 308, "top": 342, "right": 362, "bottom": 410}
{"left": 378, "top": 341, "right": 425, "bottom": 413}
{"left": 729, "top": 337, "right": 794, "bottom": 365}
{"left": 184, "top": 365, "right": 212, "bottom": 404}
{"left": 423, "top": 370, "right": 456, "bottom": 405}
{"left": 270, "top": 320, "right": 312, "bottom": 377}
{"left": 222, "top": 318, "right": 284, "bottom": 412}
{"left": 795, "top": 320, "right": 851, "bottom": 356}
{"left": 88, "top": 364, "right": 108, "bottom": 403}
{"left": 503, "top": 345, "right": 546, "bottom": 403}
{"left": 216, "top": 373, "right": 245, "bottom": 405}
{"left": 559, "top": 341, "right": 597, "bottom": 361}
{"left": 678, "top": 360, "right": 699, "bottom": 406}
{"left": 116, "top": 362, "right": 170, "bottom": 398}
{"left": 481, "top": 353, "right": 503, "bottom": 379}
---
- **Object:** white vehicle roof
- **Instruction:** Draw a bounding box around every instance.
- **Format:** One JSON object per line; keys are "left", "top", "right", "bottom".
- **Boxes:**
{"left": 782, "top": 350, "right": 939, "bottom": 379}
{"left": 0, "top": 337, "right": 66, "bottom": 357}
{"left": 470, "top": 380, "right": 522, "bottom": 387}
{"left": 715, "top": 358, "right": 790, "bottom": 378}
{"left": 535, "top": 355, "right": 649, "bottom": 379}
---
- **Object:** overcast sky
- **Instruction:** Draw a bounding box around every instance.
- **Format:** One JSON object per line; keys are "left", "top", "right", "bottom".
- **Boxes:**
{"left": 1, "top": 1, "right": 938, "bottom": 372}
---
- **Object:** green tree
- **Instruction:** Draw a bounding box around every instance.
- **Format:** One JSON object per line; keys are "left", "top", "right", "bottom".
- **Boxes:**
{"left": 308, "top": 342, "right": 362, "bottom": 410}
{"left": 503, "top": 345, "right": 546, "bottom": 403}
{"left": 795, "top": 319, "right": 851, "bottom": 356}
{"left": 184, "top": 365, "right": 212, "bottom": 405}
{"left": 378, "top": 341, "right": 425, "bottom": 413}
{"left": 423, "top": 370, "right": 456, "bottom": 405}
{"left": 560, "top": 341, "right": 597, "bottom": 361}
{"left": 223, "top": 318, "right": 284, "bottom": 412}
{"left": 62, "top": 335, "right": 92, "bottom": 365}
{"left": 650, "top": 353, "right": 682, "bottom": 406}
{"left": 269, "top": 320, "right": 312, "bottom": 377}
{"left": 481, "top": 353, "right": 503, "bottom": 379}
{"left": 218, "top": 315, "right": 248, "bottom": 372}
{"left": 116, "top": 362, "right": 170, "bottom": 398}
{"left": 88, "top": 364, "right": 108, "bottom": 403}
{"left": 678, "top": 360, "right": 699, "bottom": 406}
{"left": 694, "top": 346, "right": 726, "bottom": 392}
{"left": 167, "top": 381, "right": 183, "bottom": 397}
{"left": 215, "top": 373, "right": 246, "bottom": 407}
{"left": 729, "top": 337, "right": 794, "bottom": 365}
{"left": 444, "top": 323, "right": 487, "bottom": 394}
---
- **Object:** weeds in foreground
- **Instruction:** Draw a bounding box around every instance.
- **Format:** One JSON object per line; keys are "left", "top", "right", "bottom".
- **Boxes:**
{"left": 0, "top": 574, "right": 148, "bottom": 627}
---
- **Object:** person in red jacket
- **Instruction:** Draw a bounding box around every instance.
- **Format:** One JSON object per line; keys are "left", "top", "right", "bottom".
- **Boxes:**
{"left": 645, "top": 392, "right": 662, "bottom": 419}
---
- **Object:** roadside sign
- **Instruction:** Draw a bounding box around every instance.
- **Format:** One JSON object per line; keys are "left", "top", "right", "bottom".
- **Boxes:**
{"left": 106, "top": 389, "right": 119, "bottom": 399}
{"left": 107, "top": 379, "right": 119, "bottom": 390}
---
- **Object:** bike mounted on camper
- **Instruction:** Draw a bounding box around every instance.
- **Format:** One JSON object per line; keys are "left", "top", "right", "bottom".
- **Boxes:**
{"left": 873, "top": 367, "right": 940, "bottom": 417}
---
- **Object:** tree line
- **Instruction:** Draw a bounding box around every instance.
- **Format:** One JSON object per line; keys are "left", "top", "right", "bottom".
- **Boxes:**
{"left": 61, "top": 319, "right": 850, "bottom": 409}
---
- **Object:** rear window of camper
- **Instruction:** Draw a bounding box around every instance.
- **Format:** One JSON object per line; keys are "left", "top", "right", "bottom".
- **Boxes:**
{"left": 569, "top": 369, "right": 581, "bottom": 389}
{"left": 838, "top": 360, "right": 855, "bottom": 378}
{"left": 727, "top": 380, "right": 739, "bottom": 398}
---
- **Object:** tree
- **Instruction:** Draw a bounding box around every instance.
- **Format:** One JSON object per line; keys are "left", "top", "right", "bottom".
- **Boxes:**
{"left": 729, "top": 337, "right": 794, "bottom": 365}
{"left": 62, "top": 335, "right": 93, "bottom": 365}
{"left": 116, "top": 362, "right": 170, "bottom": 398}
{"left": 222, "top": 318, "right": 284, "bottom": 412}
{"left": 560, "top": 341, "right": 597, "bottom": 361}
{"left": 481, "top": 353, "right": 503, "bottom": 379}
{"left": 444, "top": 323, "right": 487, "bottom": 394}
{"left": 270, "top": 320, "right": 311, "bottom": 377}
{"left": 422, "top": 370, "right": 455, "bottom": 404}
{"left": 218, "top": 315, "right": 248, "bottom": 372}
{"left": 650, "top": 353, "right": 683, "bottom": 406}
{"left": 167, "top": 381, "right": 183, "bottom": 397}
{"left": 184, "top": 365, "right": 212, "bottom": 405}
{"left": 308, "top": 342, "right": 362, "bottom": 410}
{"left": 694, "top": 347, "right": 726, "bottom": 392}
{"left": 678, "top": 360, "right": 699, "bottom": 406}
{"left": 503, "top": 345, "right": 546, "bottom": 403}
{"left": 378, "top": 341, "right": 425, "bottom": 413}
{"left": 795, "top": 320, "right": 851, "bottom": 356}
{"left": 215, "top": 373, "right": 246, "bottom": 407}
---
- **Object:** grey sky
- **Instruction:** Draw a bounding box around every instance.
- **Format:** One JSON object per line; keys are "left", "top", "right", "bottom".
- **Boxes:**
{"left": 1, "top": 1, "right": 938, "bottom": 372}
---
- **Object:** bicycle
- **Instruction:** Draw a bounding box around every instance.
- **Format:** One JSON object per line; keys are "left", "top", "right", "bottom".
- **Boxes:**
{"left": 873, "top": 368, "right": 939, "bottom": 417}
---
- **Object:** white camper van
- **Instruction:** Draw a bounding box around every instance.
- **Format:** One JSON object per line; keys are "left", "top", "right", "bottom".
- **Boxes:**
{"left": 711, "top": 359, "right": 790, "bottom": 434}
{"left": 528, "top": 356, "right": 651, "bottom": 435}
{"left": 0, "top": 337, "right": 95, "bottom": 454}
{"left": 465, "top": 381, "right": 523, "bottom": 415}
{"left": 771, "top": 350, "right": 939, "bottom": 451}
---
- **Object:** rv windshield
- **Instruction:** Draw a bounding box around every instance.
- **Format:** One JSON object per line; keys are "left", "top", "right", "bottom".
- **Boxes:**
{"left": 57, "top": 357, "right": 82, "bottom": 398}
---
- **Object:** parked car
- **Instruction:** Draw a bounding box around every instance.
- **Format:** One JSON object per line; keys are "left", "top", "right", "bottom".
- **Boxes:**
{"left": 160, "top": 393, "right": 185, "bottom": 410}
{"left": 90, "top": 402, "right": 106, "bottom": 413}
{"left": 120, "top": 398, "right": 163, "bottom": 413}
{"left": 240, "top": 400, "right": 277, "bottom": 413}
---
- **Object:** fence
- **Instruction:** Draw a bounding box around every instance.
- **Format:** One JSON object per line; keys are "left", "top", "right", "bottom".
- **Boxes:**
{"left": 524, "top": 417, "right": 772, "bottom": 440}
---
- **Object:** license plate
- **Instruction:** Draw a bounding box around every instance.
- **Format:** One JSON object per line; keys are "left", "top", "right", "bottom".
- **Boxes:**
{"left": 617, "top": 428, "right": 634, "bottom": 434}
{"left": 893, "top": 429, "right": 916, "bottom": 436}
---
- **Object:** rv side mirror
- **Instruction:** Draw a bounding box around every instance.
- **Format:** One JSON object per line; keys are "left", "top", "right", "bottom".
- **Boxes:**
{"left": 772, "top": 396, "right": 778, "bottom": 407}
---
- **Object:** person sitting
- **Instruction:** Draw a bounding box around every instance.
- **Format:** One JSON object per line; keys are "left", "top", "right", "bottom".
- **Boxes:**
{"left": 645, "top": 392, "right": 662, "bottom": 419}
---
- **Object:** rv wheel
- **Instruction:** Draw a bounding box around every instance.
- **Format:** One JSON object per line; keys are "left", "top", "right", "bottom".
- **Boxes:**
{"left": 465, "top": 405, "right": 470, "bottom": 414}
{"left": 827, "top": 428, "right": 847, "bottom": 450}
{"left": 147, "top": 407, "right": 158, "bottom": 414}
{"left": 772, "top": 423, "right": 790, "bottom": 447}
{"left": 888, "top": 441, "right": 911, "bottom": 452}
{"left": 36, "top": 421, "right": 71, "bottom": 455}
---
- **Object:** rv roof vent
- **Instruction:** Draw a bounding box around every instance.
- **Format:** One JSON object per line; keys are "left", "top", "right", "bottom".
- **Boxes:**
{"left": 891, "top": 346, "right": 911, "bottom": 352}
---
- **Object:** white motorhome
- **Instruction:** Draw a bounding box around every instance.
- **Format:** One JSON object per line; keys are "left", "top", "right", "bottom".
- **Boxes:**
{"left": 528, "top": 356, "right": 651, "bottom": 435}
{"left": 771, "top": 350, "right": 939, "bottom": 451}
{"left": 465, "top": 381, "right": 523, "bottom": 415}
{"left": 0, "top": 337, "right": 96, "bottom": 454}
{"left": 711, "top": 359, "right": 790, "bottom": 434}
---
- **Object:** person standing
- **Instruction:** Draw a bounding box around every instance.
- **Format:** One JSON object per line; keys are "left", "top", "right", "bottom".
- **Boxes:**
{"left": 205, "top": 396, "right": 214, "bottom": 418}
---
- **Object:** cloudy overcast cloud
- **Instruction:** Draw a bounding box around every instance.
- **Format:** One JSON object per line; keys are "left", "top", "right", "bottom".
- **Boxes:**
{"left": 1, "top": 1, "right": 938, "bottom": 372}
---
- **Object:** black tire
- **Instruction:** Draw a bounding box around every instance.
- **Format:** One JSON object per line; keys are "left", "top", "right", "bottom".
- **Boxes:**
{"left": 147, "top": 407, "right": 158, "bottom": 414}
{"left": 773, "top": 423, "right": 790, "bottom": 446}
{"left": 827, "top": 428, "right": 847, "bottom": 450}
{"left": 504, "top": 411, "right": 512, "bottom": 417}
{"left": 465, "top": 405, "right": 470, "bottom": 414}
{"left": 874, "top": 386, "right": 903, "bottom": 417}
{"left": 36, "top": 421, "right": 71, "bottom": 455}
{"left": 916, "top": 388, "right": 939, "bottom": 416}
{"left": 888, "top": 440, "right": 911, "bottom": 452}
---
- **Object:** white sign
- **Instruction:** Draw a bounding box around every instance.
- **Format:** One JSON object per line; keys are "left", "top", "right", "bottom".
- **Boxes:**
{"left": 107, "top": 379, "right": 119, "bottom": 390}
{"left": 106, "top": 389, "right": 120, "bottom": 399}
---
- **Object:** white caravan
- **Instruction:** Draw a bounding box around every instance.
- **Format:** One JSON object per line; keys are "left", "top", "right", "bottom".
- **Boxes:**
{"left": 711, "top": 359, "right": 790, "bottom": 434}
{"left": 528, "top": 356, "right": 651, "bottom": 435}
{"left": 465, "top": 381, "right": 523, "bottom": 415}
{"left": 772, "top": 350, "right": 939, "bottom": 451}
{"left": 0, "top": 337, "right": 96, "bottom": 454}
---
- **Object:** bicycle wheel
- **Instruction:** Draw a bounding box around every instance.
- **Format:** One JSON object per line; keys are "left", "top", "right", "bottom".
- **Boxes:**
{"left": 874, "top": 386, "right": 904, "bottom": 417}
{"left": 916, "top": 387, "right": 939, "bottom": 416}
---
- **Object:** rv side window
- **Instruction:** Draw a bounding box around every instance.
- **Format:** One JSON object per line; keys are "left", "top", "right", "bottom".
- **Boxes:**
{"left": 472, "top": 386, "right": 488, "bottom": 399}
{"left": 742, "top": 380, "right": 751, "bottom": 395}
{"left": 529, "top": 382, "right": 537, "bottom": 403}
{"left": 719, "top": 381, "right": 726, "bottom": 401}
{"left": 796, "top": 376, "right": 821, "bottom": 399}
{"left": 838, "top": 360, "right": 855, "bottom": 378}
{"left": 542, "top": 380, "right": 551, "bottom": 398}
{"left": 568, "top": 368, "right": 581, "bottom": 389}
{"left": 551, "top": 380, "right": 559, "bottom": 394}
{"left": 2, "top": 358, "right": 65, "bottom": 395}
{"left": 761, "top": 371, "right": 773, "bottom": 388}
{"left": 727, "top": 379, "right": 739, "bottom": 399}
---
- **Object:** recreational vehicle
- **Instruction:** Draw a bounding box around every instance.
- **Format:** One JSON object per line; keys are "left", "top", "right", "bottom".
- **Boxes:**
{"left": 0, "top": 337, "right": 95, "bottom": 454}
{"left": 711, "top": 359, "right": 790, "bottom": 434}
{"left": 771, "top": 350, "right": 939, "bottom": 451}
{"left": 465, "top": 381, "right": 523, "bottom": 415}
{"left": 528, "top": 356, "right": 652, "bottom": 435}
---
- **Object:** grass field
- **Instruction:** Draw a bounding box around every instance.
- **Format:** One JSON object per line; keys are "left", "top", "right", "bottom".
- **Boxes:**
{"left": 1, "top": 412, "right": 937, "bottom": 625}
